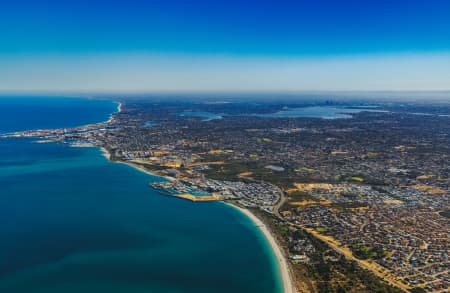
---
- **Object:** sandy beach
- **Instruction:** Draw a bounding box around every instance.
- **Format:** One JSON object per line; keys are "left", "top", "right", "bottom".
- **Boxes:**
{"left": 125, "top": 161, "right": 173, "bottom": 180}
{"left": 100, "top": 146, "right": 111, "bottom": 160}
{"left": 227, "top": 204, "right": 296, "bottom": 293}
{"left": 104, "top": 101, "right": 122, "bottom": 124}
{"left": 100, "top": 148, "right": 174, "bottom": 181}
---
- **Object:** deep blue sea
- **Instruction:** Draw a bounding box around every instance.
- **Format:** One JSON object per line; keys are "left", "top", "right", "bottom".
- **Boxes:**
{"left": 0, "top": 97, "right": 281, "bottom": 292}
{"left": 0, "top": 96, "right": 119, "bottom": 134}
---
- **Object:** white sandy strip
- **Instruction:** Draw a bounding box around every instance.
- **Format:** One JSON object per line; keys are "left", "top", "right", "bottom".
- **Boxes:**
{"left": 100, "top": 150, "right": 174, "bottom": 181}
{"left": 228, "top": 204, "right": 296, "bottom": 293}
{"left": 105, "top": 101, "right": 122, "bottom": 124}
{"left": 99, "top": 147, "right": 111, "bottom": 160}
{"left": 126, "top": 162, "right": 170, "bottom": 179}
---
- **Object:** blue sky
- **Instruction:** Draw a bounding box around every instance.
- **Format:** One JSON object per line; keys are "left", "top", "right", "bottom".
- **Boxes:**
{"left": 1, "top": 0, "right": 450, "bottom": 92}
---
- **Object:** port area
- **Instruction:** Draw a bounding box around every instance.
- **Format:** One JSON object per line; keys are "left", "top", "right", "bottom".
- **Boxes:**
{"left": 149, "top": 181, "right": 222, "bottom": 202}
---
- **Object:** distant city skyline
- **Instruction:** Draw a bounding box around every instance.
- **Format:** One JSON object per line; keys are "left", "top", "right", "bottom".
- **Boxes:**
{"left": 1, "top": 0, "right": 450, "bottom": 93}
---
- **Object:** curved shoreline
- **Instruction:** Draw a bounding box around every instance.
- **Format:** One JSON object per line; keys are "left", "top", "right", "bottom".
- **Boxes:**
{"left": 99, "top": 100, "right": 295, "bottom": 293}
{"left": 226, "top": 204, "right": 295, "bottom": 293}
{"left": 103, "top": 101, "right": 122, "bottom": 124}
{"left": 100, "top": 147, "right": 295, "bottom": 293}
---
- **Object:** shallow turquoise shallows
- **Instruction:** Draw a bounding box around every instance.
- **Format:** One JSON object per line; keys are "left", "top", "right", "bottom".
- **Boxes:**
{"left": 0, "top": 97, "right": 281, "bottom": 293}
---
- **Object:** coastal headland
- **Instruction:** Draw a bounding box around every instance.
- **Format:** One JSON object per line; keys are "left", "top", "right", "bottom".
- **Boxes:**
{"left": 5, "top": 98, "right": 448, "bottom": 292}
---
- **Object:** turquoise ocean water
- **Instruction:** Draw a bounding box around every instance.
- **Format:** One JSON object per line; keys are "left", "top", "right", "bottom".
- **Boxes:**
{"left": 0, "top": 97, "right": 281, "bottom": 293}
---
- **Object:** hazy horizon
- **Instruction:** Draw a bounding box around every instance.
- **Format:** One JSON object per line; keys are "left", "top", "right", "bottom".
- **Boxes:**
{"left": 2, "top": 90, "right": 450, "bottom": 104}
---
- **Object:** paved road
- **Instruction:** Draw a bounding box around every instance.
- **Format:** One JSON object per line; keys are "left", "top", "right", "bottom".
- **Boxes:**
{"left": 271, "top": 190, "right": 409, "bottom": 292}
